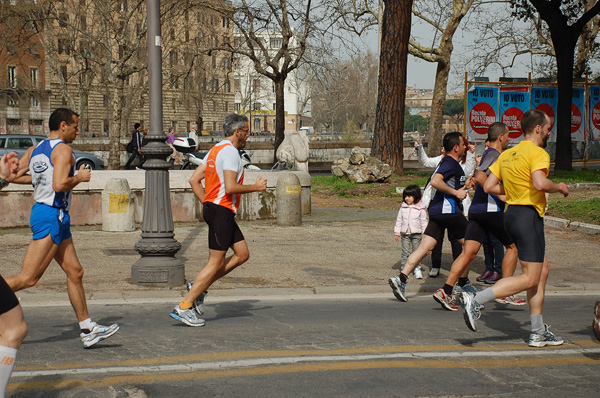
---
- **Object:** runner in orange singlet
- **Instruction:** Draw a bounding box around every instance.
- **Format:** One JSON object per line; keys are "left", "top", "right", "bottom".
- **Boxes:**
{"left": 170, "top": 113, "right": 267, "bottom": 327}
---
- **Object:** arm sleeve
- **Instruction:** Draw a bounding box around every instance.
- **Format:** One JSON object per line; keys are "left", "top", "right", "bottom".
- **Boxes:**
{"left": 220, "top": 146, "right": 242, "bottom": 172}
{"left": 419, "top": 207, "right": 428, "bottom": 232}
{"left": 417, "top": 146, "right": 442, "bottom": 168}
{"left": 463, "top": 151, "right": 476, "bottom": 177}
{"left": 530, "top": 149, "right": 550, "bottom": 176}
{"left": 394, "top": 208, "right": 402, "bottom": 235}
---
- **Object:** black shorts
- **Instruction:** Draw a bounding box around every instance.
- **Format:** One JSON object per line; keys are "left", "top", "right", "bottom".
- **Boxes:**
{"left": 203, "top": 202, "right": 245, "bottom": 251}
{"left": 424, "top": 215, "right": 468, "bottom": 242}
{"left": 504, "top": 205, "right": 545, "bottom": 263}
{"left": 464, "top": 212, "right": 514, "bottom": 246}
{"left": 0, "top": 275, "right": 19, "bottom": 315}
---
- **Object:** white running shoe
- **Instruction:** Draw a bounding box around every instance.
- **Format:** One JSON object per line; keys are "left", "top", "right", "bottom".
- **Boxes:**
{"left": 187, "top": 282, "right": 207, "bottom": 315}
{"left": 495, "top": 295, "right": 527, "bottom": 306}
{"left": 528, "top": 324, "right": 564, "bottom": 347}
{"left": 414, "top": 266, "right": 423, "bottom": 280}
{"left": 80, "top": 323, "right": 120, "bottom": 348}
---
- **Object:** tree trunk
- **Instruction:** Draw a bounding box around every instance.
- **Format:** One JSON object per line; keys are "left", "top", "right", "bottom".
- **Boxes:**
{"left": 553, "top": 35, "right": 575, "bottom": 171}
{"left": 109, "top": 77, "right": 125, "bottom": 170}
{"left": 427, "top": 59, "right": 450, "bottom": 156}
{"left": 372, "top": 0, "right": 413, "bottom": 175}
{"left": 274, "top": 78, "right": 286, "bottom": 163}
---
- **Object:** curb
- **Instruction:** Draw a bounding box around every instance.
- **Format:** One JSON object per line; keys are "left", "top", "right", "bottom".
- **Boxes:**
{"left": 17, "top": 282, "right": 600, "bottom": 307}
{"left": 545, "top": 216, "right": 600, "bottom": 235}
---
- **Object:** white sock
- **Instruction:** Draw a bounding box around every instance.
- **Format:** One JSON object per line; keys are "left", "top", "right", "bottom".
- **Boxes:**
{"left": 0, "top": 346, "right": 18, "bottom": 398}
{"left": 79, "top": 318, "right": 95, "bottom": 331}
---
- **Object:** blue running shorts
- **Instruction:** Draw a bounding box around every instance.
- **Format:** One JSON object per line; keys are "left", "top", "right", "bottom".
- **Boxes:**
{"left": 30, "top": 202, "right": 72, "bottom": 245}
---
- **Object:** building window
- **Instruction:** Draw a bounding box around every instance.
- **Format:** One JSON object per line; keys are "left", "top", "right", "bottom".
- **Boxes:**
{"left": 253, "top": 79, "right": 261, "bottom": 92}
{"left": 254, "top": 102, "right": 261, "bottom": 111}
{"left": 60, "top": 65, "right": 68, "bottom": 81}
{"left": 270, "top": 38, "right": 282, "bottom": 48}
{"left": 222, "top": 16, "right": 229, "bottom": 28}
{"left": 7, "top": 66, "right": 16, "bottom": 88}
{"left": 225, "top": 102, "right": 229, "bottom": 112}
{"left": 30, "top": 67, "right": 38, "bottom": 88}
{"left": 235, "top": 103, "right": 241, "bottom": 111}
{"left": 273, "top": 103, "right": 277, "bottom": 110}
{"left": 7, "top": 98, "right": 18, "bottom": 107}
{"left": 31, "top": 96, "right": 40, "bottom": 107}
{"left": 224, "top": 80, "right": 230, "bottom": 93}
{"left": 211, "top": 78, "right": 219, "bottom": 92}
{"left": 103, "top": 119, "right": 109, "bottom": 134}
{"left": 234, "top": 78, "right": 240, "bottom": 92}
{"left": 254, "top": 117, "right": 260, "bottom": 131}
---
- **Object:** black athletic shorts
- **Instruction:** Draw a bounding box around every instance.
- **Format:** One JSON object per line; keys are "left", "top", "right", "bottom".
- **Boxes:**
{"left": 464, "top": 212, "right": 514, "bottom": 246}
{"left": 203, "top": 202, "right": 244, "bottom": 251}
{"left": 0, "top": 275, "right": 19, "bottom": 315}
{"left": 424, "top": 215, "right": 468, "bottom": 242}
{"left": 504, "top": 205, "right": 545, "bottom": 263}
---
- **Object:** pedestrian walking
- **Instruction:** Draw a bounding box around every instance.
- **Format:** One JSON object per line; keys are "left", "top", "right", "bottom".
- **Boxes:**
{"left": 170, "top": 113, "right": 267, "bottom": 327}
{"left": 394, "top": 185, "right": 428, "bottom": 279}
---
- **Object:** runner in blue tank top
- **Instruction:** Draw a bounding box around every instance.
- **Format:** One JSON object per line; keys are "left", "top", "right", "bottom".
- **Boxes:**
{"left": 6, "top": 108, "right": 119, "bottom": 348}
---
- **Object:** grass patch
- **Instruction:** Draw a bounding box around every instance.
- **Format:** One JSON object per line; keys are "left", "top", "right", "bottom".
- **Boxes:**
{"left": 547, "top": 197, "right": 600, "bottom": 225}
{"left": 549, "top": 169, "right": 600, "bottom": 183}
{"left": 312, "top": 176, "right": 359, "bottom": 197}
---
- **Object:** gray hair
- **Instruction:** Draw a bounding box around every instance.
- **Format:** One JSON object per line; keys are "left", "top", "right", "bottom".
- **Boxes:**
{"left": 223, "top": 113, "right": 248, "bottom": 137}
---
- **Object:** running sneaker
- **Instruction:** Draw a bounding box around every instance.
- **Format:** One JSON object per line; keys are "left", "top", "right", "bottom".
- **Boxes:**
{"left": 432, "top": 289, "right": 458, "bottom": 311}
{"left": 388, "top": 275, "right": 407, "bottom": 302}
{"left": 187, "top": 282, "right": 208, "bottom": 315}
{"left": 528, "top": 324, "right": 564, "bottom": 347}
{"left": 458, "top": 291, "right": 480, "bottom": 332}
{"left": 593, "top": 299, "right": 600, "bottom": 342}
{"left": 428, "top": 267, "right": 440, "bottom": 278}
{"left": 495, "top": 295, "right": 527, "bottom": 306}
{"left": 457, "top": 280, "right": 484, "bottom": 310}
{"left": 80, "top": 323, "right": 120, "bottom": 348}
{"left": 170, "top": 305, "right": 206, "bottom": 327}
{"left": 414, "top": 266, "right": 423, "bottom": 280}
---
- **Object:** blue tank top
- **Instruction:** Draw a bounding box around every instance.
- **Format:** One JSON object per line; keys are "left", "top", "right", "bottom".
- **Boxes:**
{"left": 29, "top": 139, "right": 75, "bottom": 210}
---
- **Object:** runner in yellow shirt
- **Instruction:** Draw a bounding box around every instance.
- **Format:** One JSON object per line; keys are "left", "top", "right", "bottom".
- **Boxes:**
{"left": 458, "top": 109, "right": 569, "bottom": 347}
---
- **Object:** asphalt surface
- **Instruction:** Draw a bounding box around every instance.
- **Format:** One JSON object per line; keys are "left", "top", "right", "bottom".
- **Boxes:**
{"left": 2, "top": 205, "right": 600, "bottom": 397}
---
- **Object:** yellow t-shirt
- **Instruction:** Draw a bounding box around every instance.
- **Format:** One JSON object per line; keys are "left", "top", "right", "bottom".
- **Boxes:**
{"left": 488, "top": 140, "right": 550, "bottom": 217}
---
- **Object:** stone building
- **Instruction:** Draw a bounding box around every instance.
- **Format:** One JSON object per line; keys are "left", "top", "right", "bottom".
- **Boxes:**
{"left": 0, "top": 0, "right": 235, "bottom": 138}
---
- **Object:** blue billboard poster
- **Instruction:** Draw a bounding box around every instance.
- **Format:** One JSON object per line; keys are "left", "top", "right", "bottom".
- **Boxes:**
{"left": 499, "top": 86, "right": 530, "bottom": 144}
{"left": 590, "top": 86, "right": 600, "bottom": 141}
{"left": 467, "top": 86, "right": 499, "bottom": 143}
{"left": 531, "top": 87, "right": 558, "bottom": 143}
{"left": 571, "top": 87, "right": 585, "bottom": 142}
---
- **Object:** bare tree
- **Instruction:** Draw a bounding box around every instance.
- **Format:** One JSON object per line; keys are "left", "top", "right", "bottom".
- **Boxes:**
{"left": 409, "top": 0, "right": 476, "bottom": 156}
{"left": 311, "top": 51, "right": 378, "bottom": 133}
{"left": 206, "top": 0, "right": 329, "bottom": 161}
{"left": 511, "top": 0, "right": 600, "bottom": 170}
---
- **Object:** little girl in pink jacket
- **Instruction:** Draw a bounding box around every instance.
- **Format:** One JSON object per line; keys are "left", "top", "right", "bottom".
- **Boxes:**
{"left": 394, "top": 185, "right": 428, "bottom": 279}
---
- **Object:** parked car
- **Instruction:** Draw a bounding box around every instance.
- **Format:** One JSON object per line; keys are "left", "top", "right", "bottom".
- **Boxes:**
{"left": 0, "top": 134, "right": 105, "bottom": 170}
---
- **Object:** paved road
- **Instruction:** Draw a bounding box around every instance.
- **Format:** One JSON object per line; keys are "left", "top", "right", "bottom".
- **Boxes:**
{"left": 8, "top": 293, "right": 600, "bottom": 397}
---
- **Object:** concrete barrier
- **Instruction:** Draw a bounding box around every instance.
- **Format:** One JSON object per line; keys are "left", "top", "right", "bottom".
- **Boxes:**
{"left": 102, "top": 178, "right": 135, "bottom": 231}
{"left": 0, "top": 170, "right": 311, "bottom": 227}
{"left": 276, "top": 173, "right": 302, "bottom": 226}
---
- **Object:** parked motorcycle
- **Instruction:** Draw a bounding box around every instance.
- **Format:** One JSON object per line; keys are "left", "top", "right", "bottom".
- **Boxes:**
{"left": 172, "top": 137, "right": 206, "bottom": 170}
{"left": 239, "top": 149, "right": 260, "bottom": 170}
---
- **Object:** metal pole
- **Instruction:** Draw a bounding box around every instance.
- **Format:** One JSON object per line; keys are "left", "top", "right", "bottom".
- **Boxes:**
{"left": 131, "top": 0, "right": 184, "bottom": 286}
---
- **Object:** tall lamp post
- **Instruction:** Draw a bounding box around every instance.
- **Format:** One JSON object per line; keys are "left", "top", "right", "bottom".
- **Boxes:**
{"left": 131, "top": 0, "right": 184, "bottom": 286}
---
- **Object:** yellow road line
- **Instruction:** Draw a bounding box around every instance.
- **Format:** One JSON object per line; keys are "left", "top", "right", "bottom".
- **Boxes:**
{"left": 9, "top": 354, "right": 600, "bottom": 393}
{"left": 14, "top": 340, "right": 600, "bottom": 372}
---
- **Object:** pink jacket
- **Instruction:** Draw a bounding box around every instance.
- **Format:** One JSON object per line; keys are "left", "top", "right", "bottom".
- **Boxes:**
{"left": 394, "top": 200, "right": 428, "bottom": 235}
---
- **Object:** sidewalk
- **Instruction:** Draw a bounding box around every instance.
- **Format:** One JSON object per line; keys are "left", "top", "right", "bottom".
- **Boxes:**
{"left": 2, "top": 206, "right": 599, "bottom": 306}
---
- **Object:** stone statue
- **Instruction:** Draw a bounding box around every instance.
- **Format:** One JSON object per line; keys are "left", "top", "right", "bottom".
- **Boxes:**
{"left": 275, "top": 130, "right": 309, "bottom": 172}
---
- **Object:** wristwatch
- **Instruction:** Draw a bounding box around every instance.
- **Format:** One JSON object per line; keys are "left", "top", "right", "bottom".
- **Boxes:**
{"left": 0, "top": 178, "right": 9, "bottom": 189}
